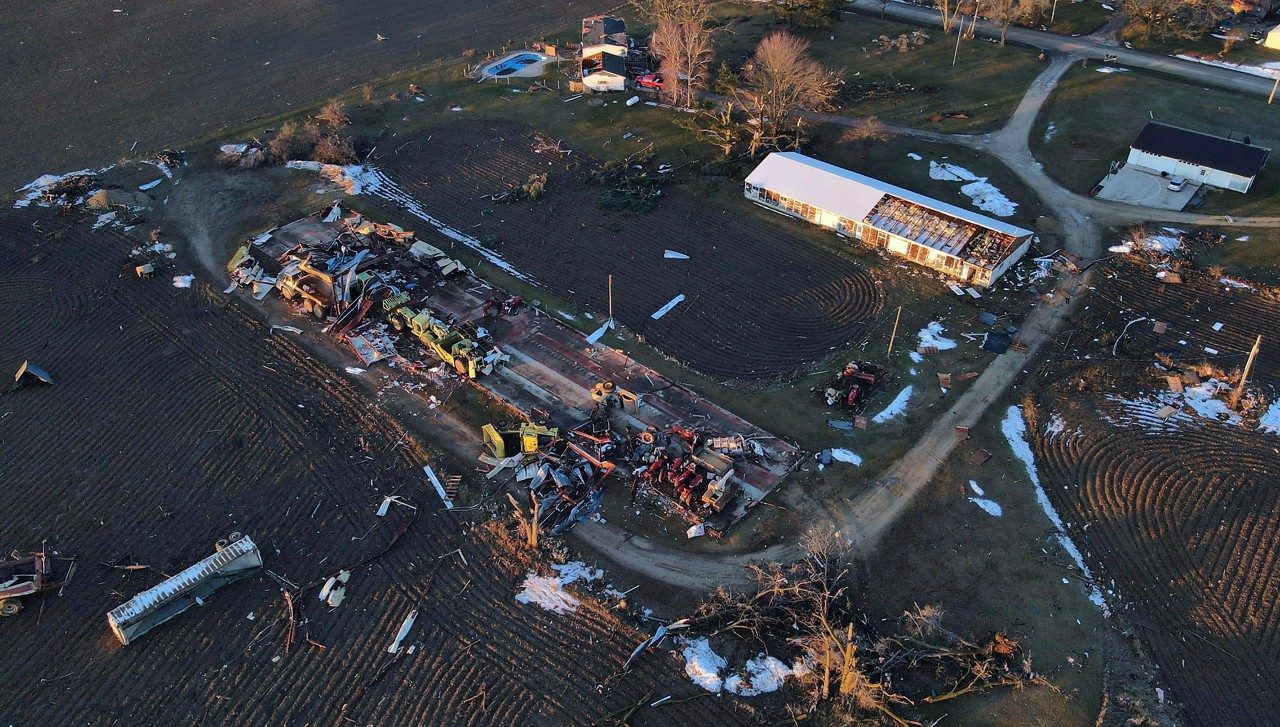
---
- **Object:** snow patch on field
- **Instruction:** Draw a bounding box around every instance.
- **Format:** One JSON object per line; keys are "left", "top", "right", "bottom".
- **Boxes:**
{"left": 680, "top": 639, "right": 805, "bottom": 696}
{"left": 1095, "top": 66, "right": 1128, "bottom": 73}
{"left": 1173, "top": 54, "right": 1280, "bottom": 79}
{"left": 14, "top": 170, "right": 95, "bottom": 208}
{"left": 1103, "top": 379, "right": 1240, "bottom": 433}
{"left": 928, "top": 161, "right": 1017, "bottom": 217}
{"left": 1108, "top": 230, "right": 1183, "bottom": 254}
{"left": 681, "top": 638, "right": 728, "bottom": 691}
{"left": 725, "top": 654, "right": 805, "bottom": 696}
{"left": 917, "top": 321, "right": 957, "bottom": 350}
{"left": 172, "top": 274, "right": 194, "bottom": 288}
{"left": 1259, "top": 400, "right": 1280, "bottom": 435}
{"left": 1002, "top": 406, "right": 1109, "bottom": 615}
{"left": 515, "top": 561, "right": 602, "bottom": 614}
{"left": 872, "top": 385, "right": 914, "bottom": 423}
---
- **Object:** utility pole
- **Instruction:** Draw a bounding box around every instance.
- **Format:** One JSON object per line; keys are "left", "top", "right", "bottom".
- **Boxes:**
{"left": 1229, "top": 335, "right": 1262, "bottom": 409}
{"left": 887, "top": 306, "right": 904, "bottom": 356}
{"left": 952, "top": 2, "right": 980, "bottom": 66}
{"left": 607, "top": 274, "right": 614, "bottom": 327}
{"left": 1269, "top": 74, "right": 1279, "bottom": 105}
{"left": 1051, "top": 0, "right": 1059, "bottom": 23}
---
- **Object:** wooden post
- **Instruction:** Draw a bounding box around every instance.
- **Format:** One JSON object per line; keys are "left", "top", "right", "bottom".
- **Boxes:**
{"left": 529, "top": 497, "right": 541, "bottom": 549}
{"left": 886, "top": 305, "right": 903, "bottom": 356}
{"left": 1229, "top": 335, "right": 1262, "bottom": 409}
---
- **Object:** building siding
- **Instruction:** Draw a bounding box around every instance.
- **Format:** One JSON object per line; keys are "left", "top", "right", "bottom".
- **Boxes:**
{"left": 1126, "top": 149, "right": 1255, "bottom": 193}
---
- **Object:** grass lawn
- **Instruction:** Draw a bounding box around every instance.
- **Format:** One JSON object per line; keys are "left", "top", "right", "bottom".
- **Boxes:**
{"left": 1195, "top": 227, "right": 1280, "bottom": 287}
{"left": 712, "top": 4, "right": 1046, "bottom": 134}
{"left": 1030, "top": 62, "right": 1280, "bottom": 216}
{"left": 1041, "top": 0, "right": 1114, "bottom": 36}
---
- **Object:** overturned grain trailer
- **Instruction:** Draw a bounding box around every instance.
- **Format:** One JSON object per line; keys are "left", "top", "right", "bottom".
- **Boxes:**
{"left": 107, "top": 534, "right": 262, "bottom": 645}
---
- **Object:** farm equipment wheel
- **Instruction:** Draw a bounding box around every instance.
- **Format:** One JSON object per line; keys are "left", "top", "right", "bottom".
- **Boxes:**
{"left": 0, "top": 599, "right": 21, "bottom": 617}
{"left": 312, "top": 304, "right": 325, "bottom": 320}
{"left": 454, "top": 359, "right": 467, "bottom": 377}
{"left": 390, "top": 316, "right": 404, "bottom": 332}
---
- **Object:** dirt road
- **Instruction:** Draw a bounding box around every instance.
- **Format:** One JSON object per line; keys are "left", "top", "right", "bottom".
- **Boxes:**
{"left": 1, "top": 0, "right": 596, "bottom": 191}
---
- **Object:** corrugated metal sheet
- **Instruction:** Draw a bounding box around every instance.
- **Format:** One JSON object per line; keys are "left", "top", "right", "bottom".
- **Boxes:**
{"left": 107, "top": 535, "right": 262, "bottom": 644}
{"left": 744, "top": 152, "right": 1032, "bottom": 239}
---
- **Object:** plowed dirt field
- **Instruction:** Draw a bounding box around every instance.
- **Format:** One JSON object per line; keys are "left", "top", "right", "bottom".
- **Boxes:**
{"left": 374, "top": 120, "right": 886, "bottom": 380}
{"left": 1026, "top": 260, "right": 1280, "bottom": 725}
{"left": 0, "top": 207, "right": 758, "bottom": 725}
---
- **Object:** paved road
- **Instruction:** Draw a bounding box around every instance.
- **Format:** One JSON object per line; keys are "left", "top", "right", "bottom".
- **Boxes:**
{"left": 848, "top": 0, "right": 1280, "bottom": 98}
{"left": 1, "top": 0, "right": 595, "bottom": 192}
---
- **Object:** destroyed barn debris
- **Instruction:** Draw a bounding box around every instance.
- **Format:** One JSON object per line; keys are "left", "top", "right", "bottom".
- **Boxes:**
{"left": 0, "top": 206, "right": 750, "bottom": 724}
{"left": 227, "top": 202, "right": 797, "bottom": 535}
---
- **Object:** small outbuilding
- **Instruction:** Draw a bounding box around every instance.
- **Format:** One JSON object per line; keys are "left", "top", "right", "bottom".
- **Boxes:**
{"left": 1126, "top": 122, "right": 1271, "bottom": 193}
{"left": 581, "top": 52, "right": 627, "bottom": 92}
{"left": 744, "top": 152, "right": 1034, "bottom": 287}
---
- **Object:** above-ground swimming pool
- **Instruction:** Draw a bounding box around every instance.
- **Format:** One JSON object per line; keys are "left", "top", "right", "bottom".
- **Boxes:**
{"left": 480, "top": 51, "right": 551, "bottom": 79}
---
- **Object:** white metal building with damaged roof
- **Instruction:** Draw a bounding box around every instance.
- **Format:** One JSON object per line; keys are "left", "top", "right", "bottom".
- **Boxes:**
{"left": 744, "top": 152, "right": 1034, "bottom": 287}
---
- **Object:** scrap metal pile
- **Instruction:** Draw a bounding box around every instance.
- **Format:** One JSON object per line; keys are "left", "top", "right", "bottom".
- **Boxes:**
{"left": 225, "top": 203, "right": 509, "bottom": 377}
{"left": 494, "top": 385, "right": 769, "bottom": 536}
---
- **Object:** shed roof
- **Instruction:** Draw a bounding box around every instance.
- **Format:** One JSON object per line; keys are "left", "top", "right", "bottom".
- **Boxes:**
{"left": 1131, "top": 122, "right": 1271, "bottom": 178}
{"left": 745, "top": 152, "right": 1032, "bottom": 239}
{"left": 583, "top": 52, "right": 626, "bottom": 78}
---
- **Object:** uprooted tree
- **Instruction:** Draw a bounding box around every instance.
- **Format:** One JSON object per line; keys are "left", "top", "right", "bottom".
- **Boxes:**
{"left": 646, "top": 0, "right": 716, "bottom": 109}
{"left": 734, "top": 32, "right": 842, "bottom": 156}
{"left": 687, "top": 527, "right": 1055, "bottom": 723}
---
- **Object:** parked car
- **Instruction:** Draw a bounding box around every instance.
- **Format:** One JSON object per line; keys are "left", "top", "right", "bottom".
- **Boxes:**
{"left": 634, "top": 73, "right": 664, "bottom": 90}
{"left": 1167, "top": 176, "right": 1187, "bottom": 192}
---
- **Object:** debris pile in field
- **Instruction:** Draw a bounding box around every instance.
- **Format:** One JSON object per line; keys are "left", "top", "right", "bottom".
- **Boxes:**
{"left": 668, "top": 529, "right": 1052, "bottom": 719}
{"left": 491, "top": 388, "right": 769, "bottom": 537}
{"left": 224, "top": 202, "right": 504, "bottom": 378}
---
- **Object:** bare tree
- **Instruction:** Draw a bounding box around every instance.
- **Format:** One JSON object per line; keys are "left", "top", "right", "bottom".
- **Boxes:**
{"left": 841, "top": 116, "right": 893, "bottom": 158}
{"left": 735, "top": 32, "right": 842, "bottom": 155}
{"left": 937, "top": 0, "right": 965, "bottom": 33}
{"left": 647, "top": 0, "right": 715, "bottom": 109}
{"left": 985, "top": 0, "right": 1048, "bottom": 45}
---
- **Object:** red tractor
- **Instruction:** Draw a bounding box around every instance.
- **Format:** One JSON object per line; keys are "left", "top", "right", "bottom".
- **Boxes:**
{"left": 815, "top": 361, "right": 890, "bottom": 412}
{"left": 0, "top": 550, "right": 54, "bottom": 617}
